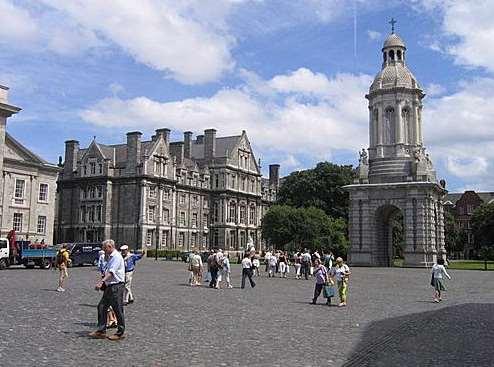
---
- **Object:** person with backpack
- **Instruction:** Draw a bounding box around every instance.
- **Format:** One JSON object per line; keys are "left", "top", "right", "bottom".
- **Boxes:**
{"left": 207, "top": 250, "right": 220, "bottom": 289}
{"left": 56, "top": 244, "right": 71, "bottom": 292}
{"left": 301, "top": 249, "right": 312, "bottom": 280}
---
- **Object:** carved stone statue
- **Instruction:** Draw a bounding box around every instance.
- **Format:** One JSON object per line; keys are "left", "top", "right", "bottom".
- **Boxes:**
{"left": 359, "top": 149, "right": 368, "bottom": 165}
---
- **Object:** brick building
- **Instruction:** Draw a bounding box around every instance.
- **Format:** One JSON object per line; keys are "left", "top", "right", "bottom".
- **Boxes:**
{"left": 56, "top": 129, "right": 279, "bottom": 251}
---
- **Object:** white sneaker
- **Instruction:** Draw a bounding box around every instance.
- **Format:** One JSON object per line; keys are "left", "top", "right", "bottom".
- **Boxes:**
{"left": 56, "top": 287, "right": 64, "bottom": 292}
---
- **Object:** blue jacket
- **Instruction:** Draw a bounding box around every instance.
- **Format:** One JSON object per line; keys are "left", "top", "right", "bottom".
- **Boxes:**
{"left": 124, "top": 253, "right": 143, "bottom": 272}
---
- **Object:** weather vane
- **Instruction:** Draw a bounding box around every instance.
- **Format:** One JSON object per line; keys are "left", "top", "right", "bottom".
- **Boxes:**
{"left": 389, "top": 18, "right": 397, "bottom": 34}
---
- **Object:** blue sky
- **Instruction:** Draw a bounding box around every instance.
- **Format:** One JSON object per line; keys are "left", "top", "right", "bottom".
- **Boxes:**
{"left": 1, "top": 0, "right": 494, "bottom": 192}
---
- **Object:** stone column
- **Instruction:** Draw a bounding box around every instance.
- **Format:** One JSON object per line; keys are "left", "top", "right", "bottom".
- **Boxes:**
{"left": 417, "top": 106, "right": 423, "bottom": 145}
{"left": 368, "top": 106, "right": 374, "bottom": 148}
{"left": 395, "top": 101, "right": 405, "bottom": 156}
{"left": 376, "top": 105, "right": 384, "bottom": 158}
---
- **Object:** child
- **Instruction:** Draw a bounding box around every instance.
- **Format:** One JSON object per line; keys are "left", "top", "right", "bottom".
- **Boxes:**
{"left": 431, "top": 258, "right": 451, "bottom": 303}
{"left": 252, "top": 256, "right": 260, "bottom": 277}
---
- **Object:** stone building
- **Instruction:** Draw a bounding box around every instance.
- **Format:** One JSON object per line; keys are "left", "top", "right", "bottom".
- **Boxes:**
{"left": 0, "top": 85, "right": 59, "bottom": 243}
{"left": 344, "top": 26, "right": 446, "bottom": 267}
{"left": 56, "top": 129, "right": 280, "bottom": 251}
{"left": 444, "top": 191, "right": 494, "bottom": 259}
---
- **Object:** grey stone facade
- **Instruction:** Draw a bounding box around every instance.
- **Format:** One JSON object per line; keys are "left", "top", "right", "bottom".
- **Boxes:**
{"left": 0, "top": 85, "right": 59, "bottom": 243}
{"left": 344, "top": 30, "right": 446, "bottom": 267}
{"left": 56, "top": 129, "right": 279, "bottom": 251}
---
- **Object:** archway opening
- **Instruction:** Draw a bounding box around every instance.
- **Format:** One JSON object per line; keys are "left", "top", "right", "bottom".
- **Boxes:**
{"left": 375, "top": 205, "right": 405, "bottom": 267}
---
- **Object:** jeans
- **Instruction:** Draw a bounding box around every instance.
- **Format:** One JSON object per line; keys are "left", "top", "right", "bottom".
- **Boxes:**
{"left": 313, "top": 283, "right": 323, "bottom": 303}
{"left": 97, "top": 283, "right": 125, "bottom": 335}
{"left": 241, "top": 268, "right": 256, "bottom": 288}
{"left": 209, "top": 267, "right": 218, "bottom": 287}
{"left": 301, "top": 263, "right": 310, "bottom": 280}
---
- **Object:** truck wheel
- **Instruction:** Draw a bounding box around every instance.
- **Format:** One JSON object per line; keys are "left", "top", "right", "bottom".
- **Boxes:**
{"left": 0, "top": 259, "right": 7, "bottom": 270}
{"left": 40, "top": 259, "right": 51, "bottom": 269}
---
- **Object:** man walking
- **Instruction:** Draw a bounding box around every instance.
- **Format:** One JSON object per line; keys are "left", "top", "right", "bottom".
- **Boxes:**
{"left": 241, "top": 253, "right": 256, "bottom": 289}
{"left": 120, "top": 244, "right": 144, "bottom": 305}
{"left": 89, "top": 239, "right": 126, "bottom": 341}
{"left": 301, "top": 249, "right": 312, "bottom": 280}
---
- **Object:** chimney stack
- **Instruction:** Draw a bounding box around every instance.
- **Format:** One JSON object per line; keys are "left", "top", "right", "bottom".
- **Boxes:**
{"left": 126, "top": 131, "right": 142, "bottom": 174}
{"left": 196, "top": 135, "right": 204, "bottom": 144}
{"left": 269, "top": 164, "right": 280, "bottom": 187}
{"left": 155, "top": 128, "right": 170, "bottom": 144}
{"left": 63, "top": 140, "right": 80, "bottom": 176}
{"left": 204, "top": 129, "right": 216, "bottom": 160}
{"left": 184, "top": 131, "right": 193, "bottom": 159}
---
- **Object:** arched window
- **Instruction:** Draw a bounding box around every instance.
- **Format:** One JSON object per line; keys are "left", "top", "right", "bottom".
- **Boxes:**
{"left": 229, "top": 202, "right": 237, "bottom": 223}
{"left": 389, "top": 50, "right": 395, "bottom": 61}
{"left": 383, "top": 52, "right": 387, "bottom": 62}
{"left": 397, "top": 50, "right": 402, "bottom": 61}
{"left": 384, "top": 108, "right": 395, "bottom": 144}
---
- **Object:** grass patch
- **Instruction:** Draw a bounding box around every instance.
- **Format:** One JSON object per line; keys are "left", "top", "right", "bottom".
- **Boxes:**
{"left": 447, "top": 260, "right": 494, "bottom": 271}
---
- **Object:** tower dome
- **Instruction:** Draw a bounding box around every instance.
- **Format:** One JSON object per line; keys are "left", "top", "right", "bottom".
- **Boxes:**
{"left": 382, "top": 33, "right": 406, "bottom": 49}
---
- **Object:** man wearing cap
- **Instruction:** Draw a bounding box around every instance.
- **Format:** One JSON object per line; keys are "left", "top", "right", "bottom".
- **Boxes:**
{"left": 89, "top": 239, "right": 126, "bottom": 340}
{"left": 120, "top": 244, "right": 144, "bottom": 305}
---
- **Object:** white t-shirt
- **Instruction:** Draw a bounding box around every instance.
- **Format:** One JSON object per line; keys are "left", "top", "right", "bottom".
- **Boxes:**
{"left": 242, "top": 258, "right": 252, "bottom": 269}
{"left": 253, "top": 258, "right": 260, "bottom": 267}
{"left": 190, "top": 254, "right": 202, "bottom": 267}
{"left": 331, "top": 264, "right": 350, "bottom": 281}
{"left": 269, "top": 255, "right": 277, "bottom": 266}
{"left": 432, "top": 264, "right": 451, "bottom": 279}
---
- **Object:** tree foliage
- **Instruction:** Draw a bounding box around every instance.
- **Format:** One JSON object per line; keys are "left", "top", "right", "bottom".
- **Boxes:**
{"left": 471, "top": 203, "right": 494, "bottom": 256}
{"left": 444, "top": 211, "right": 466, "bottom": 256}
{"left": 261, "top": 205, "right": 348, "bottom": 256}
{"left": 276, "top": 162, "right": 354, "bottom": 220}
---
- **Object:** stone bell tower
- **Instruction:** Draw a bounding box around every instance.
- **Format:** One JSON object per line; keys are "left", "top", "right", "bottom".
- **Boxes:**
{"left": 345, "top": 21, "right": 446, "bottom": 267}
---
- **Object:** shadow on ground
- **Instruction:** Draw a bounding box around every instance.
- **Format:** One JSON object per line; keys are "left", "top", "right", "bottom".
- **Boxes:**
{"left": 343, "top": 303, "right": 494, "bottom": 367}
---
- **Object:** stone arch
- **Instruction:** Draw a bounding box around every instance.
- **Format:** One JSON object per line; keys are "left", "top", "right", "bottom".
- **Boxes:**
{"left": 374, "top": 204, "right": 404, "bottom": 266}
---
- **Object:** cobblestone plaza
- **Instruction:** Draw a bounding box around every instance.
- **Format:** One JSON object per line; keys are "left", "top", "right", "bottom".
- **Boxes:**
{"left": 1, "top": 261, "right": 493, "bottom": 366}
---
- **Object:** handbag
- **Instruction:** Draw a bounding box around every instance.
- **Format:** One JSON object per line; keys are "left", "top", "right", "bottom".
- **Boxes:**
{"left": 430, "top": 273, "right": 435, "bottom": 287}
{"left": 323, "top": 285, "right": 335, "bottom": 298}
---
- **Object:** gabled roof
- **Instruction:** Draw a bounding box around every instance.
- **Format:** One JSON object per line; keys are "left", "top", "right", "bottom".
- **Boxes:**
{"left": 4, "top": 133, "right": 58, "bottom": 171}
{"left": 444, "top": 192, "right": 494, "bottom": 206}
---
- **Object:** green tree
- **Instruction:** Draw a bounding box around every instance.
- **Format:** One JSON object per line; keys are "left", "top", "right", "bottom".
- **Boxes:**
{"left": 471, "top": 203, "right": 494, "bottom": 251}
{"left": 261, "top": 205, "right": 348, "bottom": 256}
{"left": 276, "top": 162, "right": 354, "bottom": 219}
{"left": 444, "top": 211, "right": 465, "bottom": 257}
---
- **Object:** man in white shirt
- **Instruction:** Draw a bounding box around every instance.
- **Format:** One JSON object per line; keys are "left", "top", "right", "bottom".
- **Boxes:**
{"left": 241, "top": 253, "right": 256, "bottom": 289}
{"left": 89, "top": 239, "right": 126, "bottom": 340}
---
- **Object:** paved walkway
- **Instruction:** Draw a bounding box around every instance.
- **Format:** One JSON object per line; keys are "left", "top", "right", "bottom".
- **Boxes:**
{"left": 0, "top": 260, "right": 493, "bottom": 366}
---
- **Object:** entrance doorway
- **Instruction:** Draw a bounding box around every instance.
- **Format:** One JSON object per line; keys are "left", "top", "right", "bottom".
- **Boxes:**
{"left": 375, "top": 205, "right": 405, "bottom": 267}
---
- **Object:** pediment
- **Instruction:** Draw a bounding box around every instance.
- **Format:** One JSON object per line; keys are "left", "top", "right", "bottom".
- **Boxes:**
{"left": 80, "top": 141, "right": 106, "bottom": 162}
{"left": 4, "top": 133, "right": 45, "bottom": 164}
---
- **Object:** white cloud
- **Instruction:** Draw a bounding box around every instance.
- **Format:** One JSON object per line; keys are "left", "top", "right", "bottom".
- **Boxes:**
{"left": 445, "top": 157, "right": 488, "bottom": 178}
{"left": 418, "top": 0, "right": 494, "bottom": 73}
{"left": 367, "top": 30, "right": 381, "bottom": 41}
{"left": 81, "top": 68, "right": 371, "bottom": 158}
{"left": 0, "top": 0, "right": 38, "bottom": 43}
{"left": 425, "top": 83, "right": 446, "bottom": 97}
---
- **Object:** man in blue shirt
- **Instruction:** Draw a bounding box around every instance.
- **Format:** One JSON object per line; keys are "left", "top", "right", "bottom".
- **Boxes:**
{"left": 120, "top": 244, "right": 144, "bottom": 305}
{"left": 89, "top": 239, "right": 126, "bottom": 341}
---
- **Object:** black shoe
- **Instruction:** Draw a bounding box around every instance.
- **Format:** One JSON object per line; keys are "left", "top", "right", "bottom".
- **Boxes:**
{"left": 128, "top": 299, "right": 134, "bottom": 304}
{"left": 311, "top": 300, "right": 316, "bottom": 305}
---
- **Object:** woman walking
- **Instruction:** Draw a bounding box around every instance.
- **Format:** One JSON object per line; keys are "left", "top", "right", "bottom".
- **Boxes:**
{"left": 331, "top": 257, "right": 351, "bottom": 307}
{"left": 311, "top": 259, "right": 330, "bottom": 305}
{"left": 431, "top": 258, "right": 451, "bottom": 303}
{"left": 220, "top": 252, "right": 233, "bottom": 288}
{"left": 294, "top": 252, "right": 301, "bottom": 279}
{"left": 278, "top": 252, "right": 288, "bottom": 278}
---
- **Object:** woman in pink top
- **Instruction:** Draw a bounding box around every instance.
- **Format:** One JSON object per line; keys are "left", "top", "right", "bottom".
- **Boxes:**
{"left": 311, "top": 259, "right": 330, "bottom": 305}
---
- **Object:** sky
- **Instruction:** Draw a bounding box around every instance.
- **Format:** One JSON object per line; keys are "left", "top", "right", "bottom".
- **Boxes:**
{"left": 1, "top": 0, "right": 494, "bottom": 193}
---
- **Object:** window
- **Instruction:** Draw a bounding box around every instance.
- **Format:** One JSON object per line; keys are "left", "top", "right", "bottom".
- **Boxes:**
{"left": 242, "top": 177, "right": 246, "bottom": 191}
{"left": 14, "top": 179, "right": 25, "bottom": 199}
{"left": 213, "top": 230, "right": 219, "bottom": 247}
{"left": 146, "top": 230, "right": 154, "bottom": 246}
{"left": 204, "top": 198, "right": 209, "bottom": 208}
{"left": 215, "top": 174, "right": 219, "bottom": 188}
{"left": 148, "top": 206, "right": 155, "bottom": 222}
{"left": 203, "top": 214, "right": 208, "bottom": 228}
{"left": 249, "top": 205, "right": 256, "bottom": 225}
{"left": 88, "top": 206, "right": 95, "bottom": 222}
{"left": 96, "top": 186, "right": 103, "bottom": 198}
{"left": 83, "top": 165, "right": 88, "bottom": 176}
{"left": 162, "top": 208, "right": 169, "bottom": 223}
{"left": 202, "top": 233, "right": 208, "bottom": 248}
{"left": 192, "top": 213, "right": 198, "bottom": 227}
{"left": 90, "top": 162, "right": 96, "bottom": 174}
{"left": 98, "top": 163, "right": 103, "bottom": 174}
{"left": 178, "top": 232, "right": 185, "bottom": 247}
{"left": 191, "top": 233, "right": 197, "bottom": 247}
{"left": 38, "top": 183, "right": 48, "bottom": 202}
{"left": 240, "top": 232, "right": 246, "bottom": 249}
{"left": 80, "top": 206, "right": 86, "bottom": 223}
{"left": 161, "top": 230, "right": 169, "bottom": 248}
{"left": 13, "top": 213, "right": 23, "bottom": 232}
{"left": 149, "top": 186, "right": 157, "bottom": 198}
{"left": 230, "top": 230, "right": 236, "bottom": 249}
{"left": 231, "top": 175, "right": 236, "bottom": 189}
{"left": 192, "top": 196, "right": 199, "bottom": 207}
{"left": 163, "top": 188, "right": 171, "bottom": 200}
{"left": 96, "top": 205, "right": 102, "bottom": 222}
{"left": 89, "top": 186, "right": 96, "bottom": 199}
{"left": 229, "top": 202, "right": 237, "bottom": 223}
{"left": 239, "top": 205, "right": 246, "bottom": 224}
{"left": 180, "top": 194, "right": 186, "bottom": 205}
{"left": 213, "top": 202, "right": 219, "bottom": 223}
{"left": 180, "top": 212, "right": 186, "bottom": 226}
{"left": 37, "top": 216, "right": 47, "bottom": 234}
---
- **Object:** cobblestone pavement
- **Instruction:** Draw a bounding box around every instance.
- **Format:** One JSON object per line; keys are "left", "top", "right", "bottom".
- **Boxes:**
{"left": 1, "top": 260, "right": 493, "bottom": 367}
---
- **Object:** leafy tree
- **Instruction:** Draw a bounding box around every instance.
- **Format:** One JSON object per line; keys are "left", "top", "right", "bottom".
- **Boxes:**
{"left": 277, "top": 162, "right": 354, "bottom": 219}
{"left": 261, "top": 205, "right": 348, "bottom": 256}
{"left": 444, "top": 211, "right": 465, "bottom": 257}
{"left": 471, "top": 203, "right": 494, "bottom": 251}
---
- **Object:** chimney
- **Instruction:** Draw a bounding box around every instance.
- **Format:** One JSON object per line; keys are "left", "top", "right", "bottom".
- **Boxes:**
{"left": 204, "top": 129, "right": 216, "bottom": 160}
{"left": 170, "top": 142, "right": 184, "bottom": 165}
{"left": 155, "top": 128, "right": 170, "bottom": 144}
{"left": 184, "top": 131, "right": 193, "bottom": 159}
{"left": 269, "top": 164, "right": 280, "bottom": 187}
{"left": 126, "top": 131, "right": 142, "bottom": 174}
{"left": 0, "top": 85, "right": 8, "bottom": 104}
{"left": 196, "top": 135, "right": 204, "bottom": 144}
{"left": 63, "top": 140, "right": 79, "bottom": 176}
